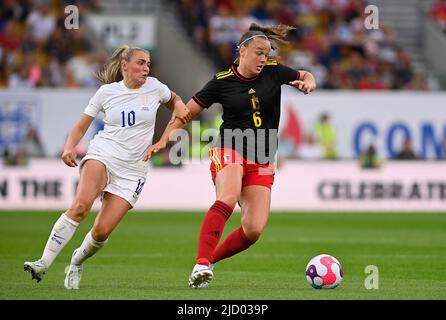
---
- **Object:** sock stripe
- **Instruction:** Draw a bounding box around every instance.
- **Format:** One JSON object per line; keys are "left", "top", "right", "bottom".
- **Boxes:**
{"left": 212, "top": 205, "right": 230, "bottom": 220}
{"left": 215, "top": 200, "right": 233, "bottom": 212}
{"left": 62, "top": 213, "right": 80, "bottom": 227}
{"left": 89, "top": 231, "right": 108, "bottom": 246}
{"left": 212, "top": 200, "right": 232, "bottom": 219}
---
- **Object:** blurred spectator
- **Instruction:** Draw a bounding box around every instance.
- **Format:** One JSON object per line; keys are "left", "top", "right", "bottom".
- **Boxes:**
{"left": 278, "top": 135, "right": 296, "bottom": 159}
{"left": 65, "top": 52, "right": 101, "bottom": 87}
{"left": 307, "top": 54, "right": 328, "bottom": 87}
{"left": 394, "top": 138, "right": 418, "bottom": 160}
{"left": 0, "top": 21, "right": 22, "bottom": 51}
{"left": 278, "top": 108, "right": 302, "bottom": 158}
{"left": 0, "top": 0, "right": 31, "bottom": 22}
{"left": 358, "top": 72, "right": 387, "bottom": 90}
{"left": 8, "top": 65, "right": 34, "bottom": 88}
{"left": 404, "top": 71, "right": 428, "bottom": 91}
{"left": 314, "top": 113, "right": 337, "bottom": 160}
{"left": 430, "top": 0, "right": 446, "bottom": 32}
{"left": 316, "top": 37, "right": 340, "bottom": 69}
{"left": 323, "top": 61, "right": 352, "bottom": 89}
{"left": 297, "top": 133, "right": 323, "bottom": 160}
{"left": 392, "top": 47, "right": 413, "bottom": 89}
{"left": 208, "top": 3, "right": 238, "bottom": 65}
{"left": 2, "top": 148, "right": 27, "bottom": 166}
{"left": 47, "top": 55, "right": 64, "bottom": 86}
{"left": 360, "top": 143, "right": 381, "bottom": 169}
{"left": 20, "top": 126, "right": 45, "bottom": 158}
{"left": 25, "top": 2, "right": 56, "bottom": 45}
{"left": 345, "top": 51, "right": 369, "bottom": 89}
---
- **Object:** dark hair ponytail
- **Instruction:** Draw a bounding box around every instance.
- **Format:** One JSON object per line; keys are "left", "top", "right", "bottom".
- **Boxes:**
{"left": 238, "top": 23, "right": 295, "bottom": 49}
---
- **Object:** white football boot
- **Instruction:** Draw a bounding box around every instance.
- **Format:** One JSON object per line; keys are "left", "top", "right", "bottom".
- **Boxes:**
{"left": 64, "top": 249, "right": 83, "bottom": 289}
{"left": 196, "top": 263, "right": 215, "bottom": 288}
{"left": 24, "top": 259, "right": 48, "bottom": 282}
{"left": 188, "top": 263, "right": 214, "bottom": 288}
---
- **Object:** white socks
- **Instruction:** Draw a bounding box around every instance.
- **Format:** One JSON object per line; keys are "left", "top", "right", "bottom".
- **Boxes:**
{"left": 71, "top": 230, "right": 108, "bottom": 265}
{"left": 41, "top": 213, "right": 79, "bottom": 268}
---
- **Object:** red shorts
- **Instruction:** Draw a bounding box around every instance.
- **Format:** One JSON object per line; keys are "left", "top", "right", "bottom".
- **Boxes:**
{"left": 209, "top": 147, "right": 275, "bottom": 189}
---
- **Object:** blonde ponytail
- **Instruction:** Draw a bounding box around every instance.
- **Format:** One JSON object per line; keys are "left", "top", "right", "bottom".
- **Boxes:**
{"left": 95, "top": 45, "right": 150, "bottom": 84}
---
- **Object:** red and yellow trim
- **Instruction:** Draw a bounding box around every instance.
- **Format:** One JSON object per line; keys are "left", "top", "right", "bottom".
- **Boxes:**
{"left": 209, "top": 147, "right": 222, "bottom": 173}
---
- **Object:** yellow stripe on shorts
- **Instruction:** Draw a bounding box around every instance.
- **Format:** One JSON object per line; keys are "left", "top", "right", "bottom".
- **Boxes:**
{"left": 209, "top": 147, "right": 222, "bottom": 173}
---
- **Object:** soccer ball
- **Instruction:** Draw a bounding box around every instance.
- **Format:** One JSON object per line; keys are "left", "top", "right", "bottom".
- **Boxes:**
{"left": 305, "top": 254, "right": 343, "bottom": 289}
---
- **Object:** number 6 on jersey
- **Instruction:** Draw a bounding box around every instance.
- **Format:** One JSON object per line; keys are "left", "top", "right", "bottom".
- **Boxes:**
{"left": 251, "top": 96, "right": 262, "bottom": 127}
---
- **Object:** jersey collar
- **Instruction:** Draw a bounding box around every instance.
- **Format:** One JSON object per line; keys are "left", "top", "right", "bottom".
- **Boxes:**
{"left": 119, "top": 80, "right": 143, "bottom": 91}
{"left": 231, "top": 65, "right": 259, "bottom": 82}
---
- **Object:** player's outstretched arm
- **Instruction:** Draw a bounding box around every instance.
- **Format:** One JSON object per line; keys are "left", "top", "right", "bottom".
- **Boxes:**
{"left": 62, "top": 114, "right": 94, "bottom": 167}
{"left": 164, "top": 91, "right": 192, "bottom": 124}
{"left": 289, "top": 70, "right": 316, "bottom": 95}
{"left": 143, "top": 99, "right": 203, "bottom": 161}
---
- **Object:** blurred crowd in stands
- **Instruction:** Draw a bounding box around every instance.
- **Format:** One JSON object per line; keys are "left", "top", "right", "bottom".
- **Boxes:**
{"left": 0, "top": 0, "right": 443, "bottom": 90}
{"left": 178, "top": 0, "right": 433, "bottom": 91}
{"left": 0, "top": 0, "right": 105, "bottom": 88}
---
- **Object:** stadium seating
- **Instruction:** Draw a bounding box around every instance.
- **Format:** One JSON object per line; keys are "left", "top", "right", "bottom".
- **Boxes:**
{"left": 0, "top": 0, "right": 103, "bottom": 88}
{"left": 176, "top": 0, "right": 437, "bottom": 90}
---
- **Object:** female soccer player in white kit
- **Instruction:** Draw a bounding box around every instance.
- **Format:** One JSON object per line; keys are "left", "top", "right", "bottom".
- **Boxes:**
{"left": 24, "top": 45, "right": 191, "bottom": 289}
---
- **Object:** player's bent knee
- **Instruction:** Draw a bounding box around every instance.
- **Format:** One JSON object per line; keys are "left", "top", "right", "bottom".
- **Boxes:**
{"left": 243, "top": 228, "right": 262, "bottom": 243}
{"left": 91, "top": 228, "right": 109, "bottom": 242}
{"left": 67, "top": 201, "right": 91, "bottom": 220}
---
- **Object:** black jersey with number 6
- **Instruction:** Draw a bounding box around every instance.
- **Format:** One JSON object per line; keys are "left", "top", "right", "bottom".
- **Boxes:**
{"left": 193, "top": 60, "right": 299, "bottom": 164}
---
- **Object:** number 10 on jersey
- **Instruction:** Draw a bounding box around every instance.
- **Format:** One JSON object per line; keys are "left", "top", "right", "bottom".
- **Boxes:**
{"left": 121, "top": 110, "right": 136, "bottom": 127}
{"left": 251, "top": 96, "right": 262, "bottom": 127}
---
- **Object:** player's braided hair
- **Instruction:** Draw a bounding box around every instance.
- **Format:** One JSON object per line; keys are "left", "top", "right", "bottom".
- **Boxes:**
{"left": 238, "top": 23, "right": 295, "bottom": 50}
{"left": 96, "top": 45, "right": 149, "bottom": 84}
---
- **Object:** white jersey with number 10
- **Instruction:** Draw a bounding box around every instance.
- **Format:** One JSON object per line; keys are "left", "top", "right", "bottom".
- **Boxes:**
{"left": 83, "top": 77, "right": 171, "bottom": 162}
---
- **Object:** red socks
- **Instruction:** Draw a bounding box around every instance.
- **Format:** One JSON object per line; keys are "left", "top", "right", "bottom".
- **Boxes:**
{"left": 196, "top": 200, "right": 233, "bottom": 266}
{"left": 210, "top": 226, "right": 256, "bottom": 264}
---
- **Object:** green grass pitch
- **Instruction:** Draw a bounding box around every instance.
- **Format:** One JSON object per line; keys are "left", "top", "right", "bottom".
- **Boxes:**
{"left": 1, "top": 211, "right": 445, "bottom": 300}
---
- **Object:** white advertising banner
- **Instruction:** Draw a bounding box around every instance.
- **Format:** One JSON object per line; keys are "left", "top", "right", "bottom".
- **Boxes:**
{"left": 280, "top": 89, "right": 446, "bottom": 160}
{"left": 1, "top": 160, "right": 445, "bottom": 212}
{"left": 1, "top": 90, "right": 446, "bottom": 159}
{"left": 273, "top": 160, "right": 446, "bottom": 212}
{"left": 0, "top": 89, "right": 97, "bottom": 157}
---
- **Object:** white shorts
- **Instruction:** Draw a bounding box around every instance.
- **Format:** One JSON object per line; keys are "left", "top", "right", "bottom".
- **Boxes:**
{"left": 79, "top": 152, "right": 149, "bottom": 208}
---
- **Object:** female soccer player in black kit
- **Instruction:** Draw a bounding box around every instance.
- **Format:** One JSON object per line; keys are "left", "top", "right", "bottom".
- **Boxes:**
{"left": 144, "top": 23, "right": 316, "bottom": 288}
